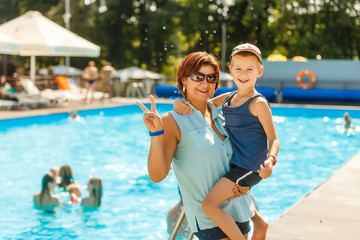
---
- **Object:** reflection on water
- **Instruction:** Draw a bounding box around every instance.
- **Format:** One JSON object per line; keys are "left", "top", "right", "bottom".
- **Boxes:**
{"left": 0, "top": 105, "right": 359, "bottom": 239}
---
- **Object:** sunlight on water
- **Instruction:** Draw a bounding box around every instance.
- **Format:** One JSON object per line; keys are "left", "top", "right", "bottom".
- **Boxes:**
{"left": 0, "top": 105, "right": 359, "bottom": 239}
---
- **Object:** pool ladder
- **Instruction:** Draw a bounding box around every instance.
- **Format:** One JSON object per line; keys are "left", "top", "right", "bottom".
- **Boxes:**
{"left": 125, "top": 82, "right": 146, "bottom": 98}
{"left": 169, "top": 209, "right": 194, "bottom": 240}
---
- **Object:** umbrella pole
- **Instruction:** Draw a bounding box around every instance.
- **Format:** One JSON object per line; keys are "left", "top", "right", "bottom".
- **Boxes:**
{"left": 30, "top": 55, "right": 36, "bottom": 83}
{"left": 2, "top": 54, "right": 7, "bottom": 76}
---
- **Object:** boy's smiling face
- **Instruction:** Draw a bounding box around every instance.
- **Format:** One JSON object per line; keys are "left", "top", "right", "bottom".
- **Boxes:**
{"left": 229, "top": 53, "right": 264, "bottom": 90}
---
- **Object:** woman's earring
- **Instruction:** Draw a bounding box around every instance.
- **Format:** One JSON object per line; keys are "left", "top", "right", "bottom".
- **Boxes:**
{"left": 182, "top": 85, "right": 186, "bottom": 93}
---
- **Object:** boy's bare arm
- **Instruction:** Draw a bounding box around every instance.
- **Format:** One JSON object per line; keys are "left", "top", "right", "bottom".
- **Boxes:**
{"left": 250, "top": 98, "right": 280, "bottom": 178}
{"left": 173, "top": 92, "right": 231, "bottom": 115}
{"left": 209, "top": 92, "right": 230, "bottom": 108}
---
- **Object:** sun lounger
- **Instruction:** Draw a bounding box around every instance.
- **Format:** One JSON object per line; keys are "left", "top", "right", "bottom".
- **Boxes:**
{"left": 19, "top": 78, "right": 60, "bottom": 107}
{"left": 0, "top": 99, "right": 18, "bottom": 110}
{"left": 55, "top": 76, "right": 107, "bottom": 101}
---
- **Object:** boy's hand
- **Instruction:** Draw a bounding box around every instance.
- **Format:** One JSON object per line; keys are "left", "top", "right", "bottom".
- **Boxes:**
{"left": 257, "top": 160, "right": 272, "bottom": 179}
{"left": 227, "top": 184, "right": 250, "bottom": 200}
{"left": 173, "top": 98, "right": 192, "bottom": 115}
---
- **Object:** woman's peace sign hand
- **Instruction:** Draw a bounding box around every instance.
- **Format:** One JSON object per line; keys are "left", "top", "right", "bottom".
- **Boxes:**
{"left": 136, "top": 95, "right": 163, "bottom": 133}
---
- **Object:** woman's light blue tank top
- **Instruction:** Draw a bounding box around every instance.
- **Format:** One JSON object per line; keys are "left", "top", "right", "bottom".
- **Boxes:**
{"left": 170, "top": 102, "right": 254, "bottom": 232}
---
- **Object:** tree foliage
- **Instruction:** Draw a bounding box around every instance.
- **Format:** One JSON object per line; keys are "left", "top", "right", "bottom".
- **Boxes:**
{"left": 0, "top": 0, "right": 359, "bottom": 74}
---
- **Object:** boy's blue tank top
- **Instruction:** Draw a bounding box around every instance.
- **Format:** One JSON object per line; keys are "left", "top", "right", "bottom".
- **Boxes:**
{"left": 170, "top": 102, "right": 254, "bottom": 232}
{"left": 222, "top": 92, "right": 269, "bottom": 172}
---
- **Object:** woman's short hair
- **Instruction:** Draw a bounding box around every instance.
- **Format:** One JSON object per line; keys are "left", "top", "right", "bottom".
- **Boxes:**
{"left": 176, "top": 52, "right": 220, "bottom": 97}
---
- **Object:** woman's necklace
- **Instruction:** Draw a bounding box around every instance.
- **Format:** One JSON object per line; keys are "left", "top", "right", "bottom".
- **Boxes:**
{"left": 234, "top": 90, "right": 254, "bottom": 104}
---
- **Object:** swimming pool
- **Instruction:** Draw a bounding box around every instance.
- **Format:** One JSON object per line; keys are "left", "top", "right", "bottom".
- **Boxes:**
{"left": 0, "top": 104, "right": 359, "bottom": 239}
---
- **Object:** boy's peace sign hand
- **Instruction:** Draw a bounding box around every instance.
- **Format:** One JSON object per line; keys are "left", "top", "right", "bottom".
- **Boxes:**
{"left": 136, "top": 95, "right": 163, "bottom": 133}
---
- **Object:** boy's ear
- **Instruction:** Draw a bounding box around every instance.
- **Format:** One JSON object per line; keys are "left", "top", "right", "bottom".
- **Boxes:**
{"left": 257, "top": 66, "right": 264, "bottom": 78}
{"left": 228, "top": 65, "right": 232, "bottom": 75}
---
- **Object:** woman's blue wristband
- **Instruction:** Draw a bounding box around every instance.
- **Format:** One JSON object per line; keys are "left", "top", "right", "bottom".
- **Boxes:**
{"left": 149, "top": 129, "right": 164, "bottom": 136}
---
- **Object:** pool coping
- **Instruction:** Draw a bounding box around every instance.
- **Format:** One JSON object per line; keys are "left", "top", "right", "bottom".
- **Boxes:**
{"left": 267, "top": 151, "right": 360, "bottom": 240}
{"left": 1, "top": 97, "right": 360, "bottom": 120}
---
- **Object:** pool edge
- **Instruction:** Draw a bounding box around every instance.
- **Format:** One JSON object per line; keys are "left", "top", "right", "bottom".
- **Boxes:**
{"left": 267, "top": 151, "right": 360, "bottom": 239}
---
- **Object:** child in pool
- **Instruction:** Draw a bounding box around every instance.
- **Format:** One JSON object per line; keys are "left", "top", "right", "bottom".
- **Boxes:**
{"left": 50, "top": 166, "right": 61, "bottom": 184}
{"left": 343, "top": 112, "right": 354, "bottom": 130}
{"left": 81, "top": 177, "right": 103, "bottom": 207}
{"left": 33, "top": 173, "right": 62, "bottom": 211}
{"left": 67, "top": 182, "right": 82, "bottom": 203}
{"left": 174, "top": 43, "right": 280, "bottom": 240}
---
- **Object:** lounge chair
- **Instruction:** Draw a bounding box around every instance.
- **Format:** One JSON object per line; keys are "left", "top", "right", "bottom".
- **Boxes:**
{"left": 19, "top": 78, "right": 62, "bottom": 107}
{"left": 55, "top": 76, "right": 107, "bottom": 101}
{"left": 0, "top": 99, "right": 19, "bottom": 110}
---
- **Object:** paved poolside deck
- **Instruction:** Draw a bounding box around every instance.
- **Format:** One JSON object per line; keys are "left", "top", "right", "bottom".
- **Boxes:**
{"left": 267, "top": 151, "right": 360, "bottom": 240}
{"left": 1, "top": 98, "right": 360, "bottom": 239}
{"left": 0, "top": 97, "right": 170, "bottom": 120}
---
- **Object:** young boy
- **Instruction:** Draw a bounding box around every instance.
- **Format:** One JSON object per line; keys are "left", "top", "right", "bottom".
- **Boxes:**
{"left": 174, "top": 43, "right": 280, "bottom": 239}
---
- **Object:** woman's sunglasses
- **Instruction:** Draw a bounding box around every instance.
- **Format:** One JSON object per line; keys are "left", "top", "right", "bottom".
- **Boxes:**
{"left": 188, "top": 72, "right": 218, "bottom": 84}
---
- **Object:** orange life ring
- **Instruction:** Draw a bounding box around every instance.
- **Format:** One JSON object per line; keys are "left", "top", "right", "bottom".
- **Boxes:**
{"left": 296, "top": 70, "right": 316, "bottom": 89}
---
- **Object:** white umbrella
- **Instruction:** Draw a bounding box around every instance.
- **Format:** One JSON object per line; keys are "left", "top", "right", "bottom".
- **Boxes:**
{"left": 0, "top": 32, "right": 20, "bottom": 54}
{"left": 219, "top": 71, "right": 234, "bottom": 87}
{"left": 39, "top": 65, "right": 83, "bottom": 76}
{"left": 0, "top": 11, "right": 100, "bottom": 82}
{"left": 116, "top": 66, "right": 168, "bottom": 96}
{"left": 116, "top": 66, "right": 167, "bottom": 82}
{"left": 220, "top": 71, "right": 232, "bottom": 81}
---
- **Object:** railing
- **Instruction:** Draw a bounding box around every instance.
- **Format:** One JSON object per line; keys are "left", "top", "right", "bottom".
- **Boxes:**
{"left": 125, "top": 82, "right": 146, "bottom": 98}
{"left": 169, "top": 194, "right": 259, "bottom": 240}
{"left": 169, "top": 209, "right": 194, "bottom": 240}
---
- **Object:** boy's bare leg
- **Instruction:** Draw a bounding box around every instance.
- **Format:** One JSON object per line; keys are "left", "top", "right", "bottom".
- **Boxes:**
{"left": 251, "top": 208, "right": 268, "bottom": 240}
{"left": 202, "top": 177, "right": 247, "bottom": 240}
{"left": 83, "top": 82, "right": 89, "bottom": 104}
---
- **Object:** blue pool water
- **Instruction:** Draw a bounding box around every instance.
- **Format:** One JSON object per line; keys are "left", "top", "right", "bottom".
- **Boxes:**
{"left": 0, "top": 104, "right": 359, "bottom": 239}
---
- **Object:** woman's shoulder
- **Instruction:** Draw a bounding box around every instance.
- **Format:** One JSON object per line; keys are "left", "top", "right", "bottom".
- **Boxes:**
{"left": 51, "top": 196, "right": 61, "bottom": 205}
{"left": 33, "top": 194, "right": 40, "bottom": 205}
{"left": 80, "top": 197, "right": 91, "bottom": 206}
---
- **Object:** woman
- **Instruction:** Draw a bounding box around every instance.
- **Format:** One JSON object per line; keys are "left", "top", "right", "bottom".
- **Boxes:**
{"left": 81, "top": 177, "right": 103, "bottom": 207}
{"left": 136, "top": 52, "right": 254, "bottom": 239}
{"left": 33, "top": 173, "right": 61, "bottom": 211}
{"left": 58, "top": 165, "right": 74, "bottom": 189}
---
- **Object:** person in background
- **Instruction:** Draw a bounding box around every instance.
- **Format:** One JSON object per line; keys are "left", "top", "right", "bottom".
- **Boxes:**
{"left": 82, "top": 61, "right": 99, "bottom": 104}
{"left": 69, "top": 111, "right": 82, "bottom": 121}
{"left": 100, "top": 62, "right": 116, "bottom": 102}
{"left": 81, "top": 177, "right": 103, "bottom": 207}
{"left": 343, "top": 112, "right": 354, "bottom": 130}
{"left": 0, "top": 75, "right": 19, "bottom": 102}
{"left": 50, "top": 166, "right": 61, "bottom": 184}
{"left": 58, "top": 165, "right": 75, "bottom": 189}
{"left": 136, "top": 52, "right": 258, "bottom": 240}
{"left": 33, "top": 173, "right": 61, "bottom": 211}
{"left": 67, "top": 182, "right": 82, "bottom": 203}
{"left": 50, "top": 166, "right": 59, "bottom": 176}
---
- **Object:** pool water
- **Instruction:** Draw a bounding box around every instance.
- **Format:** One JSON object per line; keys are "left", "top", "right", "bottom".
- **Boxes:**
{"left": 0, "top": 104, "right": 359, "bottom": 239}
